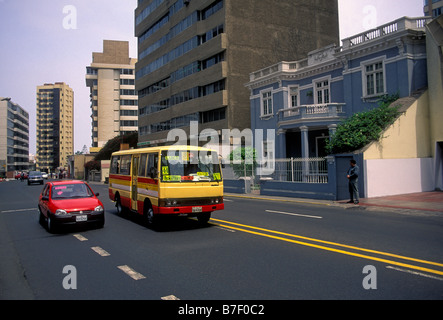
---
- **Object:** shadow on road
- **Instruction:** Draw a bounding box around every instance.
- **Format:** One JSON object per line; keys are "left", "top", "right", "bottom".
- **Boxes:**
{"left": 108, "top": 208, "right": 214, "bottom": 233}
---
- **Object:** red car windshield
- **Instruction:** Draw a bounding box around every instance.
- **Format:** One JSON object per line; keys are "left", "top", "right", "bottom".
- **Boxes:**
{"left": 51, "top": 183, "right": 94, "bottom": 199}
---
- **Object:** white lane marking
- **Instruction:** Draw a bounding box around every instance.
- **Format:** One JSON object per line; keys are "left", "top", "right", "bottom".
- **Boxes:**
{"left": 73, "top": 234, "right": 88, "bottom": 242}
{"left": 223, "top": 199, "right": 234, "bottom": 202}
{"left": 1, "top": 208, "right": 36, "bottom": 213}
{"left": 386, "top": 266, "right": 443, "bottom": 281}
{"left": 215, "top": 226, "right": 236, "bottom": 233}
{"left": 265, "top": 210, "right": 323, "bottom": 219}
{"left": 161, "top": 295, "right": 180, "bottom": 300}
{"left": 118, "top": 265, "right": 146, "bottom": 280}
{"left": 91, "top": 246, "right": 111, "bottom": 257}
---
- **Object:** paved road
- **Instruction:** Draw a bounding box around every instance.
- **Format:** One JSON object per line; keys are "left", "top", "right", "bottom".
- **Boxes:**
{"left": 1, "top": 180, "right": 443, "bottom": 302}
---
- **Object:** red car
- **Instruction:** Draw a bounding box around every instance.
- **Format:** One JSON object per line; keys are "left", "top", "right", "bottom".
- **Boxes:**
{"left": 38, "top": 180, "right": 105, "bottom": 232}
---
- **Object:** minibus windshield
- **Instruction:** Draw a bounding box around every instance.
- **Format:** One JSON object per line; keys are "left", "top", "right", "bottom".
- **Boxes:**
{"left": 160, "top": 150, "right": 222, "bottom": 183}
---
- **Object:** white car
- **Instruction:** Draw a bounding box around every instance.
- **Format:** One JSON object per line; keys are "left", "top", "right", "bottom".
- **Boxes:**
{"left": 41, "top": 172, "right": 49, "bottom": 179}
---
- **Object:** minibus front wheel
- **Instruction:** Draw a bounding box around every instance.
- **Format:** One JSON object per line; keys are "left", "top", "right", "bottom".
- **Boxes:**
{"left": 144, "top": 201, "right": 157, "bottom": 227}
{"left": 115, "top": 194, "right": 126, "bottom": 216}
{"left": 197, "top": 212, "right": 211, "bottom": 224}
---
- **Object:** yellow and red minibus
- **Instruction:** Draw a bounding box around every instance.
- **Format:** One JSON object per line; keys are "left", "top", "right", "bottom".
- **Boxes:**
{"left": 109, "top": 146, "right": 224, "bottom": 226}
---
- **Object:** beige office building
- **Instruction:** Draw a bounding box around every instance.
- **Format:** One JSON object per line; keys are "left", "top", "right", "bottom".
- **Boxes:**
{"left": 36, "top": 82, "right": 74, "bottom": 173}
{"left": 86, "top": 40, "right": 138, "bottom": 149}
{"left": 135, "top": 0, "right": 340, "bottom": 146}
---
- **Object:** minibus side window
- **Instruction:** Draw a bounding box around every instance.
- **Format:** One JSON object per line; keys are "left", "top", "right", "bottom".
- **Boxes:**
{"left": 110, "top": 156, "right": 120, "bottom": 174}
{"left": 147, "top": 153, "right": 159, "bottom": 179}
{"left": 139, "top": 154, "right": 148, "bottom": 177}
{"left": 120, "top": 155, "right": 131, "bottom": 175}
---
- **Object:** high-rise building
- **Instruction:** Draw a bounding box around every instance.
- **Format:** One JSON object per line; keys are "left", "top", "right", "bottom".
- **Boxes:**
{"left": 86, "top": 40, "right": 138, "bottom": 149}
{"left": 424, "top": 0, "right": 443, "bottom": 18}
{"left": 36, "top": 82, "right": 74, "bottom": 173}
{"left": 135, "top": 0, "right": 340, "bottom": 147}
{"left": 0, "top": 97, "right": 29, "bottom": 177}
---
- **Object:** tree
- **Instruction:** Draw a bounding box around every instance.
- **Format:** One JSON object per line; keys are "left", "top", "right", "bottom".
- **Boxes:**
{"left": 228, "top": 147, "right": 257, "bottom": 178}
{"left": 84, "top": 160, "right": 101, "bottom": 171}
{"left": 94, "top": 132, "right": 138, "bottom": 161}
{"left": 75, "top": 145, "right": 88, "bottom": 155}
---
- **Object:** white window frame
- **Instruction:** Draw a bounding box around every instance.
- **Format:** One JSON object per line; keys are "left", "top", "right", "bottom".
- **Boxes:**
{"left": 286, "top": 85, "right": 300, "bottom": 116}
{"left": 289, "top": 85, "right": 300, "bottom": 108}
{"left": 361, "top": 56, "right": 387, "bottom": 99}
{"left": 313, "top": 76, "right": 331, "bottom": 105}
{"left": 260, "top": 89, "right": 273, "bottom": 117}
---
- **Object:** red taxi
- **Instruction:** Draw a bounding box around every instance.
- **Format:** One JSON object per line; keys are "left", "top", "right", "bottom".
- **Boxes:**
{"left": 38, "top": 180, "right": 105, "bottom": 232}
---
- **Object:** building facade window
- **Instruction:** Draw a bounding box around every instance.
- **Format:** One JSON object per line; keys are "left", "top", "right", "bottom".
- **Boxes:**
{"left": 315, "top": 80, "right": 330, "bottom": 104}
{"left": 261, "top": 90, "right": 273, "bottom": 116}
{"left": 289, "top": 86, "right": 299, "bottom": 108}
{"left": 120, "top": 120, "right": 138, "bottom": 127}
{"left": 120, "top": 110, "right": 138, "bottom": 116}
{"left": 120, "top": 89, "right": 137, "bottom": 96}
{"left": 200, "top": 107, "right": 226, "bottom": 124}
{"left": 363, "top": 60, "right": 386, "bottom": 97}
{"left": 120, "top": 79, "right": 135, "bottom": 85}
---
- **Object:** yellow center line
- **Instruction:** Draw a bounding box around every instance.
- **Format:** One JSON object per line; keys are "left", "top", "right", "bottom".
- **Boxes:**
{"left": 211, "top": 218, "right": 443, "bottom": 276}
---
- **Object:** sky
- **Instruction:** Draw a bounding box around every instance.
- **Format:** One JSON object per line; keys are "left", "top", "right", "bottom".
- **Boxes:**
{"left": 0, "top": 0, "right": 424, "bottom": 155}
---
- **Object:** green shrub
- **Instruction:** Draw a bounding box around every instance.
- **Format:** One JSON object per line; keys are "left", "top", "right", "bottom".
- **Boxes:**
{"left": 326, "top": 95, "right": 401, "bottom": 154}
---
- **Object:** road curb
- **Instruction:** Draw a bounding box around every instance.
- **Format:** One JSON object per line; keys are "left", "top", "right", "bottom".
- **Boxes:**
{"left": 224, "top": 193, "right": 443, "bottom": 215}
{"left": 224, "top": 193, "right": 334, "bottom": 207}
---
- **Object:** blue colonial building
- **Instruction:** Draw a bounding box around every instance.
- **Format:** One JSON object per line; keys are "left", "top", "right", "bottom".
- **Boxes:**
{"left": 246, "top": 16, "right": 430, "bottom": 160}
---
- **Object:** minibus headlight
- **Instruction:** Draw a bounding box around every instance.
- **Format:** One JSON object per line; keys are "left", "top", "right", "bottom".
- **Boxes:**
{"left": 163, "top": 200, "right": 178, "bottom": 207}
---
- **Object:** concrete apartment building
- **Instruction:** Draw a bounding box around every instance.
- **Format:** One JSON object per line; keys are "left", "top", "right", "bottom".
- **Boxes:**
{"left": 86, "top": 40, "right": 138, "bottom": 149}
{"left": 135, "top": 0, "right": 340, "bottom": 147}
{"left": 36, "top": 82, "right": 74, "bottom": 173}
{"left": 424, "top": 0, "right": 443, "bottom": 18}
{"left": 0, "top": 97, "right": 29, "bottom": 178}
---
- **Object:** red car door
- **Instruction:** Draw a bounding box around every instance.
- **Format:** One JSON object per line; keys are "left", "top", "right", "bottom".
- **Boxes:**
{"left": 39, "top": 184, "right": 51, "bottom": 218}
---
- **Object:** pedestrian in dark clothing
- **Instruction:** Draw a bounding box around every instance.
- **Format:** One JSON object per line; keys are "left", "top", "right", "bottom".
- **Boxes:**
{"left": 347, "top": 160, "right": 359, "bottom": 204}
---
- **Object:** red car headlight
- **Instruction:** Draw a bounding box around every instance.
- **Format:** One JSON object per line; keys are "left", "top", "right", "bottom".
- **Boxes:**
{"left": 55, "top": 209, "right": 69, "bottom": 216}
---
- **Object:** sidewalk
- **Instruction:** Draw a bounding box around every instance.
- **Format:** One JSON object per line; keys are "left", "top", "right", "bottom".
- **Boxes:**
{"left": 353, "top": 191, "right": 443, "bottom": 213}
{"left": 225, "top": 191, "right": 443, "bottom": 214}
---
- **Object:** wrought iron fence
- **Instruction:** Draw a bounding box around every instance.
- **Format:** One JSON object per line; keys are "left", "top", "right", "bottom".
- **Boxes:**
{"left": 222, "top": 157, "right": 328, "bottom": 184}
{"left": 272, "top": 158, "right": 328, "bottom": 183}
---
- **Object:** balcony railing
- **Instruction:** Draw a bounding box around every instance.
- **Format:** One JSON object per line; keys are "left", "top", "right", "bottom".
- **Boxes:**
{"left": 248, "top": 17, "right": 431, "bottom": 85}
{"left": 341, "top": 16, "right": 432, "bottom": 49}
{"left": 249, "top": 59, "right": 309, "bottom": 82}
{"left": 277, "top": 103, "right": 346, "bottom": 124}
